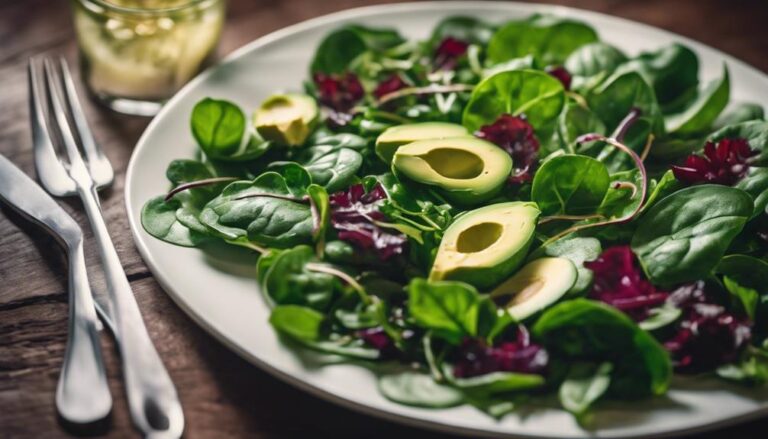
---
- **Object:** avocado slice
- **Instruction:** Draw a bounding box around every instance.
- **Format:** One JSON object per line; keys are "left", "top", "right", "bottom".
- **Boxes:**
{"left": 490, "top": 257, "right": 577, "bottom": 321}
{"left": 254, "top": 93, "right": 318, "bottom": 146}
{"left": 429, "top": 202, "right": 539, "bottom": 289}
{"left": 392, "top": 137, "right": 512, "bottom": 205}
{"left": 375, "top": 122, "right": 469, "bottom": 163}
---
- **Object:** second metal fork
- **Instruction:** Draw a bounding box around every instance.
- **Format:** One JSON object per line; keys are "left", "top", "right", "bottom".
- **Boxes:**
{"left": 29, "top": 57, "right": 184, "bottom": 438}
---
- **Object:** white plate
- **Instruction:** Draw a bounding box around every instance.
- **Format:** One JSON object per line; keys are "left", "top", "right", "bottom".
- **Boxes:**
{"left": 125, "top": 2, "right": 768, "bottom": 437}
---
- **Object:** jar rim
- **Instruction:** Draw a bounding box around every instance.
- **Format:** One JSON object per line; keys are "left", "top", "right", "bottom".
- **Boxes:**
{"left": 74, "top": 0, "right": 220, "bottom": 16}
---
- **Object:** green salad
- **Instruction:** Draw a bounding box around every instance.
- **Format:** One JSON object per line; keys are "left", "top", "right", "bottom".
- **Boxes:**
{"left": 142, "top": 14, "right": 768, "bottom": 423}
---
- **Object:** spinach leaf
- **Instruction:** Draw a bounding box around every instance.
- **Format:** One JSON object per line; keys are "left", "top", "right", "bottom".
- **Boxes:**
{"left": 191, "top": 98, "right": 271, "bottom": 161}
{"left": 199, "top": 173, "right": 314, "bottom": 248}
{"left": 557, "top": 102, "right": 606, "bottom": 154}
{"left": 664, "top": 65, "right": 730, "bottom": 134}
{"left": 488, "top": 15, "right": 598, "bottom": 65}
{"left": 616, "top": 43, "right": 699, "bottom": 113}
{"left": 378, "top": 372, "right": 464, "bottom": 408}
{"left": 641, "top": 170, "right": 681, "bottom": 213}
{"left": 446, "top": 368, "right": 544, "bottom": 394}
{"left": 587, "top": 71, "right": 663, "bottom": 134}
{"left": 407, "top": 279, "right": 481, "bottom": 344}
{"left": 141, "top": 196, "right": 210, "bottom": 247}
{"left": 565, "top": 42, "right": 627, "bottom": 91}
{"left": 262, "top": 245, "right": 340, "bottom": 310}
{"left": 430, "top": 16, "right": 495, "bottom": 47}
{"left": 531, "top": 154, "right": 610, "bottom": 215}
{"left": 717, "top": 254, "right": 768, "bottom": 322}
{"left": 269, "top": 305, "right": 325, "bottom": 341}
{"left": 298, "top": 147, "right": 363, "bottom": 193}
{"left": 709, "top": 120, "right": 768, "bottom": 165}
{"left": 559, "top": 362, "right": 612, "bottom": 423}
{"left": 735, "top": 168, "right": 768, "bottom": 218}
{"left": 483, "top": 55, "right": 538, "bottom": 78}
{"left": 715, "top": 102, "right": 765, "bottom": 129}
{"left": 166, "top": 159, "right": 215, "bottom": 184}
{"left": 462, "top": 69, "right": 565, "bottom": 133}
{"left": 532, "top": 299, "right": 672, "bottom": 398}
{"left": 311, "top": 25, "right": 404, "bottom": 74}
{"left": 534, "top": 237, "right": 602, "bottom": 294}
{"left": 597, "top": 170, "right": 644, "bottom": 219}
{"left": 307, "top": 184, "right": 330, "bottom": 247}
{"left": 631, "top": 185, "right": 753, "bottom": 286}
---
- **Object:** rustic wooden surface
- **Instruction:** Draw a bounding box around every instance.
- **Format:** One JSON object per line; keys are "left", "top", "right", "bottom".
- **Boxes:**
{"left": 1, "top": 0, "right": 767, "bottom": 437}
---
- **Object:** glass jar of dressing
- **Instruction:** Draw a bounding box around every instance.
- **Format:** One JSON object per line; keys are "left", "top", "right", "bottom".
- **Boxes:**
{"left": 71, "top": 0, "right": 225, "bottom": 116}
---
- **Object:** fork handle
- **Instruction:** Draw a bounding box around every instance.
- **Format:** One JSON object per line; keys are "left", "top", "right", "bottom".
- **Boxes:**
{"left": 78, "top": 185, "right": 184, "bottom": 438}
{"left": 56, "top": 239, "right": 112, "bottom": 424}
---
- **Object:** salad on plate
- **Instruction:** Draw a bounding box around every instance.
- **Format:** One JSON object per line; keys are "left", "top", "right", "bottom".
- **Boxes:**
{"left": 141, "top": 13, "right": 768, "bottom": 424}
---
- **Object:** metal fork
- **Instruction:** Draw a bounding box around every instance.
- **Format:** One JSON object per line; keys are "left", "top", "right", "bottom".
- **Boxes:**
{"left": 29, "top": 57, "right": 184, "bottom": 438}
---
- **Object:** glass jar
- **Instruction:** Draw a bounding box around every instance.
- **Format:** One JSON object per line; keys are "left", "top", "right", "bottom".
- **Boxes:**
{"left": 71, "top": 0, "right": 225, "bottom": 116}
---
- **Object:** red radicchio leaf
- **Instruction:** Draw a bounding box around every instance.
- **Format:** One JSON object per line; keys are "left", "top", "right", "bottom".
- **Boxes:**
{"left": 671, "top": 138, "right": 755, "bottom": 186}
{"left": 373, "top": 74, "right": 408, "bottom": 100}
{"left": 434, "top": 37, "right": 469, "bottom": 70}
{"left": 313, "top": 72, "right": 365, "bottom": 113}
{"left": 545, "top": 65, "right": 572, "bottom": 90}
{"left": 585, "top": 246, "right": 669, "bottom": 321}
{"left": 663, "top": 281, "right": 752, "bottom": 372}
{"left": 452, "top": 326, "right": 549, "bottom": 378}
{"left": 475, "top": 114, "right": 540, "bottom": 184}
{"left": 329, "top": 183, "right": 406, "bottom": 261}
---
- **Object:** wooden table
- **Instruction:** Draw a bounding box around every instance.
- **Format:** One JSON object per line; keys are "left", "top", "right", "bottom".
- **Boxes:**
{"left": 1, "top": 0, "right": 767, "bottom": 437}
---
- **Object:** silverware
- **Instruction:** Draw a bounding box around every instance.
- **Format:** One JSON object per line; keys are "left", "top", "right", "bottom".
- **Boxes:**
{"left": 0, "top": 154, "right": 112, "bottom": 425}
{"left": 29, "top": 57, "right": 184, "bottom": 438}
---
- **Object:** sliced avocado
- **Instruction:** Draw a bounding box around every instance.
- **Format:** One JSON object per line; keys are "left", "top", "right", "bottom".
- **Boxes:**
{"left": 429, "top": 202, "right": 539, "bottom": 289}
{"left": 375, "top": 122, "right": 469, "bottom": 163}
{"left": 254, "top": 93, "right": 318, "bottom": 146}
{"left": 490, "top": 257, "right": 577, "bottom": 321}
{"left": 392, "top": 137, "right": 512, "bottom": 205}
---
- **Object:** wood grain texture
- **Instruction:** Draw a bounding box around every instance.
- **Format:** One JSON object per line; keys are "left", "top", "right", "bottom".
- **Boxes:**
{"left": 1, "top": 0, "right": 767, "bottom": 437}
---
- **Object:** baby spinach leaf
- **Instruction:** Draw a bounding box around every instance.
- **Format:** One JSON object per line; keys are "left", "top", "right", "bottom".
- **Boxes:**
{"left": 716, "top": 254, "right": 768, "bottom": 323}
{"left": 262, "top": 245, "right": 340, "bottom": 310}
{"left": 447, "top": 369, "right": 545, "bottom": 394}
{"left": 631, "top": 185, "right": 753, "bottom": 286}
{"left": 565, "top": 42, "right": 627, "bottom": 91}
{"left": 166, "top": 159, "right": 214, "bottom": 184}
{"left": 717, "top": 353, "right": 768, "bottom": 386}
{"left": 488, "top": 15, "right": 597, "bottom": 65}
{"left": 723, "top": 276, "right": 759, "bottom": 321}
{"left": 664, "top": 65, "right": 730, "bottom": 134}
{"left": 378, "top": 372, "right": 464, "bottom": 408}
{"left": 141, "top": 196, "right": 210, "bottom": 247}
{"left": 638, "top": 305, "right": 682, "bottom": 331}
{"left": 559, "top": 362, "right": 612, "bottom": 424}
{"left": 199, "top": 173, "right": 314, "bottom": 249}
{"left": 311, "top": 25, "right": 404, "bottom": 74}
{"left": 597, "top": 169, "right": 644, "bottom": 219}
{"left": 307, "top": 184, "right": 330, "bottom": 247}
{"left": 483, "top": 55, "right": 538, "bottom": 78}
{"left": 532, "top": 299, "right": 672, "bottom": 398}
{"left": 709, "top": 120, "right": 768, "bottom": 165}
{"left": 735, "top": 168, "right": 768, "bottom": 218}
{"left": 269, "top": 305, "right": 325, "bottom": 342}
{"left": 462, "top": 69, "right": 565, "bottom": 133}
{"left": 715, "top": 102, "right": 765, "bottom": 129}
{"left": 407, "top": 278, "right": 481, "bottom": 344}
{"left": 587, "top": 71, "right": 663, "bottom": 134}
{"left": 430, "top": 16, "right": 495, "bottom": 47}
{"left": 557, "top": 102, "right": 606, "bottom": 154}
{"left": 278, "top": 163, "right": 313, "bottom": 197}
{"left": 531, "top": 154, "right": 610, "bottom": 215}
{"left": 641, "top": 170, "right": 681, "bottom": 213}
{"left": 299, "top": 147, "right": 363, "bottom": 193}
{"left": 616, "top": 43, "right": 699, "bottom": 112}
{"left": 534, "top": 237, "right": 602, "bottom": 294}
{"left": 191, "top": 98, "right": 272, "bottom": 161}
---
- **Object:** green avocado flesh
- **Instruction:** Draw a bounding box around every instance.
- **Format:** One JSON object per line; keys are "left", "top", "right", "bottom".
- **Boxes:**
{"left": 392, "top": 137, "right": 513, "bottom": 205}
{"left": 429, "top": 202, "right": 540, "bottom": 289}
{"left": 254, "top": 93, "right": 318, "bottom": 146}
{"left": 375, "top": 122, "right": 470, "bottom": 163}
{"left": 490, "top": 257, "right": 577, "bottom": 321}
